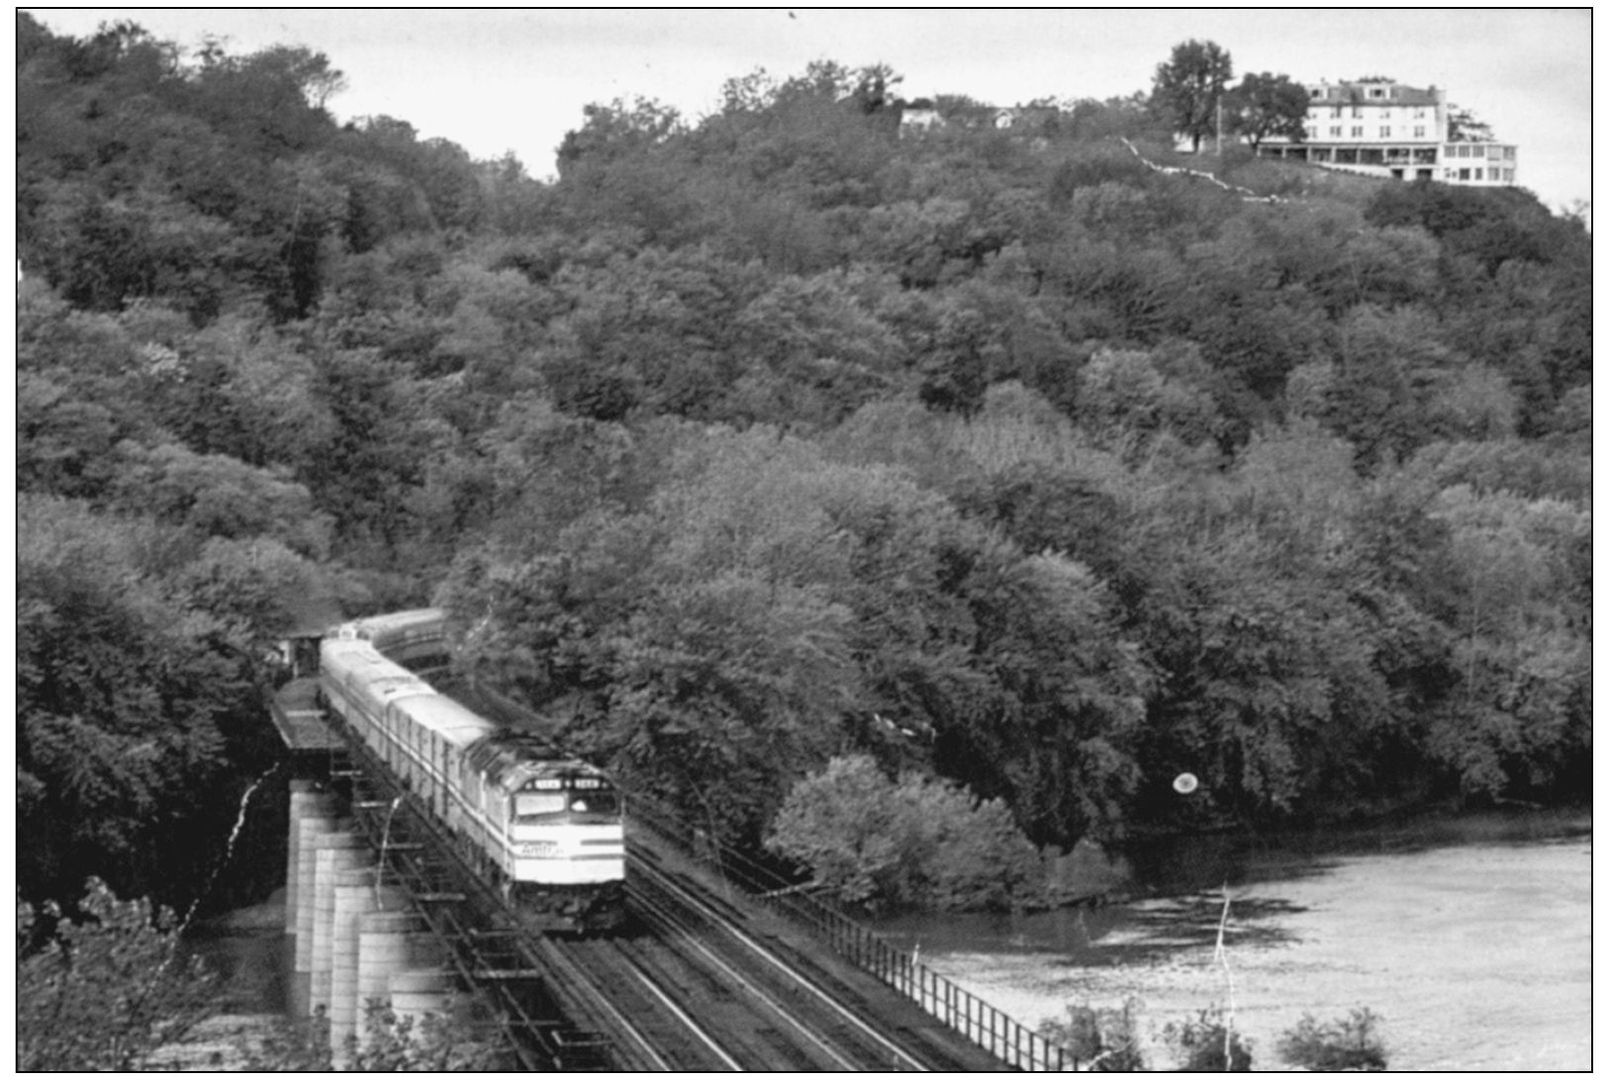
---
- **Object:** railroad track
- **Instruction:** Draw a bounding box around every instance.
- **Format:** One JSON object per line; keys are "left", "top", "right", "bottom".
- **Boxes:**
{"left": 340, "top": 725, "right": 869, "bottom": 1070}
{"left": 541, "top": 854, "right": 935, "bottom": 1070}
{"left": 350, "top": 676, "right": 1006, "bottom": 1071}
{"left": 625, "top": 848, "right": 937, "bottom": 1070}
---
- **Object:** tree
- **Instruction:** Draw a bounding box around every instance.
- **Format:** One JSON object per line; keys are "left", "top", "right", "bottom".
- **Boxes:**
{"left": 944, "top": 545, "right": 1150, "bottom": 846}
{"left": 18, "top": 878, "right": 220, "bottom": 1070}
{"left": 17, "top": 496, "right": 265, "bottom": 904}
{"left": 1151, "top": 40, "right": 1234, "bottom": 153}
{"left": 110, "top": 442, "right": 332, "bottom": 557}
{"left": 556, "top": 96, "right": 684, "bottom": 175}
{"left": 1445, "top": 103, "right": 1494, "bottom": 142}
{"left": 1226, "top": 71, "right": 1310, "bottom": 151}
{"left": 766, "top": 754, "right": 1043, "bottom": 911}
{"left": 187, "top": 41, "right": 346, "bottom": 154}
{"left": 1425, "top": 485, "right": 1590, "bottom": 801}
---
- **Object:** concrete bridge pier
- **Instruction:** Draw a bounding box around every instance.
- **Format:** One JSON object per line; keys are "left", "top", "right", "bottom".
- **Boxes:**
{"left": 284, "top": 782, "right": 467, "bottom": 1062}
{"left": 309, "top": 829, "right": 369, "bottom": 1017}
{"left": 293, "top": 812, "right": 340, "bottom": 975}
{"left": 355, "top": 909, "right": 423, "bottom": 1042}
{"left": 388, "top": 967, "right": 456, "bottom": 1027}
{"left": 286, "top": 781, "right": 338, "bottom": 936}
{"left": 329, "top": 869, "right": 393, "bottom": 1061}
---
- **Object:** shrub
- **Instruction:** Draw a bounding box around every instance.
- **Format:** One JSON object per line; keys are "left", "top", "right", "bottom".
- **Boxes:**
{"left": 1037, "top": 999, "right": 1145, "bottom": 1071}
{"left": 765, "top": 754, "right": 1045, "bottom": 911}
{"left": 1278, "top": 1007, "right": 1388, "bottom": 1071}
{"left": 1164, "top": 1004, "right": 1254, "bottom": 1071}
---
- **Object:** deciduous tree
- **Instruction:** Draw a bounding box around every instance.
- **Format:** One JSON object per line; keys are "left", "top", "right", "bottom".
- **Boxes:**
{"left": 18, "top": 878, "right": 220, "bottom": 1071}
{"left": 1151, "top": 40, "right": 1234, "bottom": 153}
{"left": 1225, "top": 71, "right": 1310, "bottom": 151}
{"left": 766, "top": 754, "right": 1043, "bottom": 910}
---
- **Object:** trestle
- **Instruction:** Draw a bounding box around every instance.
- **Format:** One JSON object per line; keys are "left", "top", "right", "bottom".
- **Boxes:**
{"left": 282, "top": 723, "right": 611, "bottom": 1070}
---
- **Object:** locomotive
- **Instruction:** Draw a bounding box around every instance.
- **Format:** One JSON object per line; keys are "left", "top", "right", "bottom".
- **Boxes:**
{"left": 318, "top": 609, "right": 627, "bottom": 933}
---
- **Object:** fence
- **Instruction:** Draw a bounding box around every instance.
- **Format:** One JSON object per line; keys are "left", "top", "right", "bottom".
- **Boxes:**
{"left": 631, "top": 797, "right": 1072, "bottom": 1072}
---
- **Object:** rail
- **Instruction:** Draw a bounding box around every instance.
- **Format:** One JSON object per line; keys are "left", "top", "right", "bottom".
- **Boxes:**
{"left": 331, "top": 733, "right": 613, "bottom": 1070}
{"left": 630, "top": 796, "right": 1072, "bottom": 1072}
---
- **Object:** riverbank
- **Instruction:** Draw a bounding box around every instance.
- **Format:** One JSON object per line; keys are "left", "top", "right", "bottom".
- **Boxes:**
{"left": 1108, "top": 803, "right": 1590, "bottom": 900}
{"left": 876, "top": 818, "right": 1590, "bottom": 1070}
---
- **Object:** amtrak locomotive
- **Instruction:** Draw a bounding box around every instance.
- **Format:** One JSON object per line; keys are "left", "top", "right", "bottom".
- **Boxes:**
{"left": 318, "top": 609, "right": 626, "bottom": 932}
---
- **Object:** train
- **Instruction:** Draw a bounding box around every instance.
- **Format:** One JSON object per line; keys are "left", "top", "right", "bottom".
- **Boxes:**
{"left": 317, "top": 608, "right": 627, "bottom": 933}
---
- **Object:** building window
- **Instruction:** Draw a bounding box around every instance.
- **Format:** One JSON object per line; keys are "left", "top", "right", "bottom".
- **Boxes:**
{"left": 1489, "top": 167, "right": 1500, "bottom": 181}
{"left": 1352, "top": 106, "right": 1363, "bottom": 118}
{"left": 1414, "top": 126, "right": 1425, "bottom": 138}
{"left": 1502, "top": 168, "right": 1514, "bottom": 182}
{"left": 1415, "top": 107, "right": 1426, "bottom": 118}
{"left": 1310, "top": 87, "right": 1322, "bottom": 98}
{"left": 1380, "top": 126, "right": 1392, "bottom": 137}
{"left": 1331, "top": 106, "right": 1342, "bottom": 118}
{"left": 1330, "top": 125, "right": 1342, "bottom": 137}
{"left": 1504, "top": 147, "right": 1516, "bottom": 160}
{"left": 1351, "top": 126, "right": 1364, "bottom": 138}
{"left": 1458, "top": 168, "right": 1471, "bottom": 181}
{"left": 1369, "top": 87, "right": 1385, "bottom": 98}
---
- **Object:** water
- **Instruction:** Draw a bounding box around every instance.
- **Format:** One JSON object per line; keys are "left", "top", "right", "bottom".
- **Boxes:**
{"left": 874, "top": 814, "right": 1590, "bottom": 1071}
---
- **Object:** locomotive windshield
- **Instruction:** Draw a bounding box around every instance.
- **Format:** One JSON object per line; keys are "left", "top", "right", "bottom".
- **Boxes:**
{"left": 513, "top": 792, "right": 568, "bottom": 817}
{"left": 512, "top": 777, "right": 620, "bottom": 823}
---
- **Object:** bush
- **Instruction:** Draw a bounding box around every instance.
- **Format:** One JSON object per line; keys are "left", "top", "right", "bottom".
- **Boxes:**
{"left": 1164, "top": 1005, "right": 1253, "bottom": 1071}
{"left": 1037, "top": 999, "right": 1145, "bottom": 1071}
{"left": 1278, "top": 1008, "right": 1388, "bottom": 1071}
{"left": 765, "top": 754, "right": 1044, "bottom": 911}
{"left": 17, "top": 878, "right": 221, "bottom": 1071}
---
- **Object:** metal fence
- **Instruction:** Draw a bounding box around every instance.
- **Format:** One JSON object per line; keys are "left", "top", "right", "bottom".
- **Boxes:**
{"left": 631, "top": 797, "right": 1072, "bottom": 1072}
{"left": 756, "top": 886, "right": 1071, "bottom": 1071}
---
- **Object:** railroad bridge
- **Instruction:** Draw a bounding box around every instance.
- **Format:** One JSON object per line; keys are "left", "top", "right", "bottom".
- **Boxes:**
{"left": 269, "top": 628, "right": 1068, "bottom": 1070}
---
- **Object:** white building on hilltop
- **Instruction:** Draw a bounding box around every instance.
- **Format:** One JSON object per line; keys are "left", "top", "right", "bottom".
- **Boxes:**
{"left": 1259, "top": 78, "right": 1517, "bottom": 187}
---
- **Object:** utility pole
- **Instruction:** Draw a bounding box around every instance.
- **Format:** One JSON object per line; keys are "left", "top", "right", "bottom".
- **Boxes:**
{"left": 1216, "top": 96, "right": 1223, "bottom": 155}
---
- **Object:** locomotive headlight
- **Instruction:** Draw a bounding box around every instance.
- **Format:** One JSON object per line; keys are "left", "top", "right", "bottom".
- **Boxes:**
{"left": 517, "top": 841, "right": 560, "bottom": 858}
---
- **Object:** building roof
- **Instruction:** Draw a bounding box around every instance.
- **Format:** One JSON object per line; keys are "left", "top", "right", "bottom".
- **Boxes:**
{"left": 1308, "top": 80, "right": 1440, "bottom": 107}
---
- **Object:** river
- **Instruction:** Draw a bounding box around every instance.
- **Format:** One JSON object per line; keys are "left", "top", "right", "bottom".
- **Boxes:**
{"left": 873, "top": 811, "right": 1591, "bottom": 1071}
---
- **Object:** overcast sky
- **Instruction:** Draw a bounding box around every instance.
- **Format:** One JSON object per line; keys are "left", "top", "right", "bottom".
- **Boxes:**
{"left": 25, "top": 8, "right": 1593, "bottom": 212}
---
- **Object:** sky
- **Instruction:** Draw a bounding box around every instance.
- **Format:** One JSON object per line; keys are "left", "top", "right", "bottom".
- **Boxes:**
{"left": 22, "top": 8, "right": 1594, "bottom": 213}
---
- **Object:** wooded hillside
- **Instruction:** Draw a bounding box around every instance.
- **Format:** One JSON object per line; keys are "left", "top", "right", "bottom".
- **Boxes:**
{"left": 18, "top": 15, "right": 1590, "bottom": 911}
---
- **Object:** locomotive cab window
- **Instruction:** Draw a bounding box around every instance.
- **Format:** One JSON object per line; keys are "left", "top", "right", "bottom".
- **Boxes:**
{"left": 513, "top": 792, "right": 568, "bottom": 819}
{"left": 512, "top": 778, "right": 620, "bottom": 822}
{"left": 565, "top": 789, "right": 621, "bottom": 816}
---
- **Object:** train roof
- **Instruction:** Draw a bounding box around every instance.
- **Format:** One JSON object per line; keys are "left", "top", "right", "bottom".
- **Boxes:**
{"left": 393, "top": 693, "right": 500, "bottom": 747}
{"left": 323, "top": 638, "right": 422, "bottom": 678}
{"left": 336, "top": 608, "right": 444, "bottom": 638}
